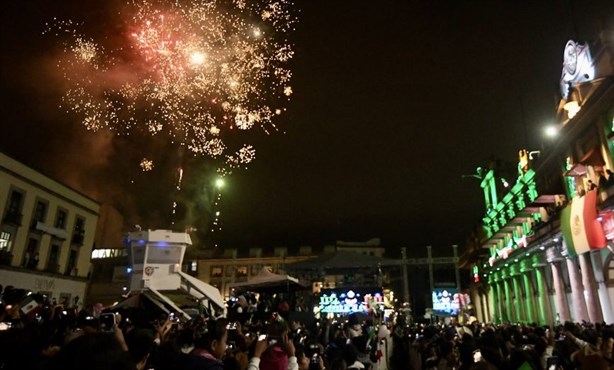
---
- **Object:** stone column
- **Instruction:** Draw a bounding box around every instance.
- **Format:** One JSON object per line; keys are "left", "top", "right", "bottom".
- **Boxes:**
{"left": 501, "top": 269, "right": 516, "bottom": 323}
{"left": 487, "top": 278, "right": 498, "bottom": 322}
{"left": 492, "top": 273, "right": 505, "bottom": 323}
{"left": 519, "top": 259, "right": 536, "bottom": 324}
{"left": 471, "top": 288, "right": 482, "bottom": 323}
{"left": 566, "top": 256, "right": 590, "bottom": 322}
{"left": 579, "top": 252, "right": 603, "bottom": 323}
{"left": 532, "top": 254, "right": 553, "bottom": 326}
{"left": 487, "top": 276, "right": 497, "bottom": 323}
{"left": 510, "top": 264, "right": 526, "bottom": 322}
{"left": 591, "top": 251, "right": 614, "bottom": 324}
{"left": 551, "top": 261, "right": 571, "bottom": 323}
{"left": 482, "top": 286, "right": 491, "bottom": 323}
{"left": 497, "top": 280, "right": 507, "bottom": 322}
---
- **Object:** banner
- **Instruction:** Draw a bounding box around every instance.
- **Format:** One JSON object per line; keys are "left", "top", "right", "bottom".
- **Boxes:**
{"left": 561, "top": 189, "right": 606, "bottom": 256}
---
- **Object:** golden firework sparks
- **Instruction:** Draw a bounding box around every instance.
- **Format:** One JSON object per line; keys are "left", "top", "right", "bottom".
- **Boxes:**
{"left": 47, "top": 0, "right": 296, "bottom": 167}
{"left": 140, "top": 158, "right": 154, "bottom": 171}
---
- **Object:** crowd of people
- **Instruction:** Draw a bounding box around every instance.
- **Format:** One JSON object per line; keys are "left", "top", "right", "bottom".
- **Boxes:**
{"left": 2, "top": 284, "right": 614, "bottom": 369}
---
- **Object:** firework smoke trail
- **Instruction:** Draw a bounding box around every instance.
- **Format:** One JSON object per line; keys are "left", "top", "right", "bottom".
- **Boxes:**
{"left": 171, "top": 166, "right": 184, "bottom": 226}
{"left": 46, "top": 0, "right": 296, "bottom": 168}
{"left": 211, "top": 177, "right": 224, "bottom": 247}
{"left": 176, "top": 167, "right": 184, "bottom": 190}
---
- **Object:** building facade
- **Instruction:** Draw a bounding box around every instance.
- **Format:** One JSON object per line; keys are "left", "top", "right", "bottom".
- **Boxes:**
{"left": 86, "top": 237, "right": 389, "bottom": 305}
{"left": 462, "top": 29, "right": 614, "bottom": 326}
{"left": 189, "top": 238, "right": 387, "bottom": 299}
{"left": 0, "top": 152, "right": 100, "bottom": 305}
{"left": 190, "top": 246, "right": 314, "bottom": 299}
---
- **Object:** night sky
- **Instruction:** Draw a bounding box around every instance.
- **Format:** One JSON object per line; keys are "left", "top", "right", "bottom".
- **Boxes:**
{"left": 1, "top": 1, "right": 613, "bottom": 257}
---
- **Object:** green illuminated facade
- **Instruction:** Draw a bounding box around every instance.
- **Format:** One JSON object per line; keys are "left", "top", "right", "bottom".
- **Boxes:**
{"left": 461, "top": 31, "right": 614, "bottom": 326}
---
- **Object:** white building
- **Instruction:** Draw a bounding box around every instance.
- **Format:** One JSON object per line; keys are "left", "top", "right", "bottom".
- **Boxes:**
{"left": 0, "top": 152, "right": 100, "bottom": 306}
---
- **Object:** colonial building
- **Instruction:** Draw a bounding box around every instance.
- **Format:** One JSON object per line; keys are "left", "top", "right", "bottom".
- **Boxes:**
{"left": 0, "top": 152, "right": 100, "bottom": 305}
{"left": 189, "top": 246, "right": 315, "bottom": 299}
{"left": 86, "top": 237, "right": 389, "bottom": 304}
{"left": 188, "top": 238, "right": 387, "bottom": 299}
{"left": 462, "top": 27, "right": 614, "bottom": 326}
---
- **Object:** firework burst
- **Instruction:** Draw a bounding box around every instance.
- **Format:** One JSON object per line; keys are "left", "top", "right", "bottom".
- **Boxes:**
{"left": 140, "top": 158, "right": 154, "bottom": 171}
{"left": 47, "top": 0, "right": 296, "bottom": 166}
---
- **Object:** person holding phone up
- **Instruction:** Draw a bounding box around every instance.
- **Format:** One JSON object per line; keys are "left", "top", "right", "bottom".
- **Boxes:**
{"left": 247, "top": 313, "right": 300, "bottom": 370}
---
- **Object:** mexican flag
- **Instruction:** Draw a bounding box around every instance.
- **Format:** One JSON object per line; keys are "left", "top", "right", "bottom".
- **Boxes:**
{"left": 19, "top": 295, "right": 41, "bottom": 317}
{"left": 561, "top": 189, "right": 606, "bottom": 256}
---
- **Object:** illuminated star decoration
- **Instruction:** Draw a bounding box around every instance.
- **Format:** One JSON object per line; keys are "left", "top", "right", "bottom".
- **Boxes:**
{"left": 47, "top": 0, "right": 296, "bottom": 168}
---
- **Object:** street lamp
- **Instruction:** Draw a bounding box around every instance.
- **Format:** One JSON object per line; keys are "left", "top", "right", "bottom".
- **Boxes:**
{"left": 215, "top": 178, "right": 225, "bottom": 189}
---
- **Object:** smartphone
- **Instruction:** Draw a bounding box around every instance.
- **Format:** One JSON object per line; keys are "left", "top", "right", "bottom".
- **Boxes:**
{"left": 311, "top": 354, "right": 319, "bottom": 364}
{"left": 546, "top": 356, "right": 559, "bottom": 370}
{"left": 100, "top": 313, "right": 116, "bottom": 330}
{"left": 226, "top": 322, "right": 237, "bottom": 330}
{"left": 473, "top": 350, "right": 482, "bottom": 363}
{"left": 228, "top": 341, "right": 236, "bottom": 351}
{"left": 309, "top": 343, "right": 320, "bottom": 356}
{"left": 258, "top": 334, "right": 267, "bottom": 341}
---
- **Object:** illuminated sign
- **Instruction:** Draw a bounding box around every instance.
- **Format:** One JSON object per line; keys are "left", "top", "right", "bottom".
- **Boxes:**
{"left": 91, "top": 249, "right": 128, "bottom": 259}
{"left": 432, "top": 288, "right": 460, "bottom": 316}
{"left": 560, "top": 40, "right": 594, "bottom": 99}
{"left": 319, "top": 289, "right": 383, "bottom": 314}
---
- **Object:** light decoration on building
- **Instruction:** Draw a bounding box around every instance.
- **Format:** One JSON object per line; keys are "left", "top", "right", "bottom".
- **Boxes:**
{"left": 560, "top": 40, "right": 595, "bottom": 99}
{"left": 482, "top": 168, "right": 539, "bottom": 240}
{"left": 481, "top": 152, "right": 548, "bottom": 266}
